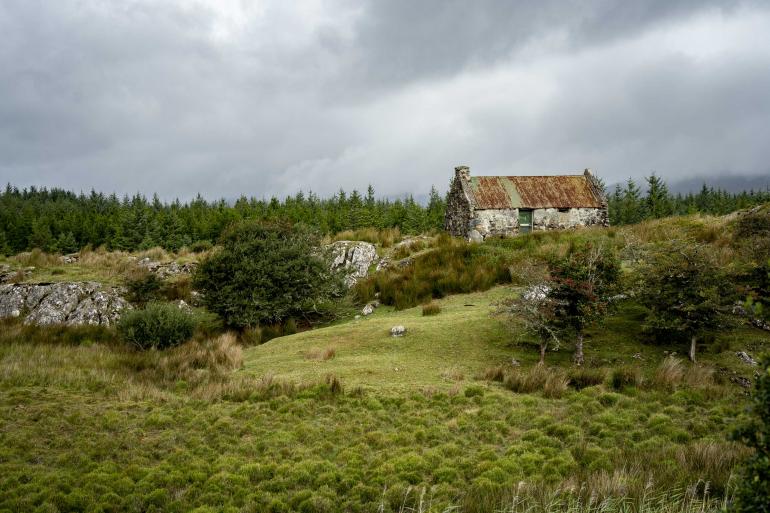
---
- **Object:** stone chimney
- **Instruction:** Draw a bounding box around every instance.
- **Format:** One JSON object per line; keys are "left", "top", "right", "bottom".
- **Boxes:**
{"left": 455, "top": 165, "right": 470, "bottom": 182}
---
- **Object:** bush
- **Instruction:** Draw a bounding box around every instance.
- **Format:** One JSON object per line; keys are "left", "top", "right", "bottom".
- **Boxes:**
{"left": 422, "top": 302, "right": 441, "bottom": 316}
{"left": 190, "top": 240, "right": 213, "bottom": 253}
{"left": 193, "top": 222, "right": 343, "bottom": 328}
{"left": 731, "top": 353, "right": 770, "bottom": 512}
{"left": 117, "top": 303, "right": 196, "bottom": 350}
{"left": 125, "top": 270, "right": 162, "bottom": 305}
{"left": 609, "top": 366, "right": 642, "bottom": 390}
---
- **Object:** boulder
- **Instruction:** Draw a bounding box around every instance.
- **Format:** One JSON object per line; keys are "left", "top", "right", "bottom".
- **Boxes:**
{"left": 390, "top": 325, "right": 407, "bottom": 337}
{"left": 736, "top": 351, "right": 758, "bottom": 366}
{"left": 326, "top": 241, "right": 379, "bottom": 287}
{"left": 0, "top": 282, "right": 131, "bottom": 326}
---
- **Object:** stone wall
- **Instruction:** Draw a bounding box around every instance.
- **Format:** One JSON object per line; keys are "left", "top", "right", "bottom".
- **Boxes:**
{"left": 444, "top": 167, "right": 474, "bottom": 238}
{"left": 469, "top": 207, "right": 608, "bottom": 239}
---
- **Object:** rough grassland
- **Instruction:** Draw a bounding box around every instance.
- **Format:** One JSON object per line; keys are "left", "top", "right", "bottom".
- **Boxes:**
{"left": 1, "top": 285, "right": 768, "bottom": 512}
{"left": 244, "top": 288, "right": 514, "bottom": 391}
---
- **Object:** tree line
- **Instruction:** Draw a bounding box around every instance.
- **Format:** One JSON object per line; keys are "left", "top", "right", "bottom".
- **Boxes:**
{"left": 0, "top": 184, "right": 446, "bottom": 255}
{"left": 607, "top": 174, "right": 770, "bottom": 225}
{"left": 1, "top": 174, "right": 768, "bottom": 255}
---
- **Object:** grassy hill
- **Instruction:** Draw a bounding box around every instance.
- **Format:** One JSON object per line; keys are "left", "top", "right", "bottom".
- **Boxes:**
{"left": 1, "top": 210, "right": 769, "bottom": 512}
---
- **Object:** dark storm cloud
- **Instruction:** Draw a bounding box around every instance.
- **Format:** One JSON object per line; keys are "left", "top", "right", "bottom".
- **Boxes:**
{"left": 0, "top": 0, "right": 768, "bottom": 200}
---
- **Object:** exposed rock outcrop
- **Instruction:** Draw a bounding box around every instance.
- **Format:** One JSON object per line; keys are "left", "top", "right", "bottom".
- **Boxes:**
{"left": 0, "top": 282, "right": 130, "bottom": 326}
{"left": 137, "top": 258, "right": 198, "bottom": 279}
{"left": 327, "top": 241, "right": 379, "bottom": 287}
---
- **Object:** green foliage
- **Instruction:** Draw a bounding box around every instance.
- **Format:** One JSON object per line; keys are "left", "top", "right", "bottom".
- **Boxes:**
{"left": 117, "top": 302, "right": 196, "bottom": 350}
{"left": 731, "top": 353, "right": 770, "bottom": 513}
{"left": 548, "top": 242, "right": 621, "bottom": 364}
{"left": 607, "top": 175, "right": 770, "bottom": 226}
{"left": 353, "top": 236, "right": 512, "bottom": 309}
{"left": 193, "top": 221, "right": 342, "bottom": 328}
{"left": 635, "top": 241, "right": 730, "bottom": 361}
{"left": 0, "top": 183, "right": 446, "bottom": 254}
{"left": 124, "top": 270, "right": 163, "bottom": 305}
{"left": 609, "top": 366, "right": 642, "bottom": 390}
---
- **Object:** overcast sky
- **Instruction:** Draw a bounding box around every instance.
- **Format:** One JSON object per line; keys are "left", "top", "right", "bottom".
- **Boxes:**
{"left": 1, "top": 0, "right": 769, "bottom": 201}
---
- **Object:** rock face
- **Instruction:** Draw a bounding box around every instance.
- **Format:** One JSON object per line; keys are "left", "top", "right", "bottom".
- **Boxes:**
{"left": 0, "top": 282, "right": 131, "bottom": 326}
{"left": 327, "top": 241, "right": 379, "bottom": 287}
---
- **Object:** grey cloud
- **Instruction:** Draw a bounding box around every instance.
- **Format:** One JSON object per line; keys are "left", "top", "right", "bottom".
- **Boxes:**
{"left": 0, "top": 0, "right": 768, "bottom": 201}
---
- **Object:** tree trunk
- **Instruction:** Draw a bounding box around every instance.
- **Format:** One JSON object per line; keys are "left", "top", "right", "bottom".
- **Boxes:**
{"left": 539, "top": 343, "right": 547, "bottom": 365}
{"left": 574, "top": 333, "right": 584, "bottom": 366}
{"left": 689, "top": 335, "right": 697, "bottom": 363}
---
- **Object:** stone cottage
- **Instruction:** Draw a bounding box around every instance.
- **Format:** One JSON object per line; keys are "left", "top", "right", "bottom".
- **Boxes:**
{"left": 445, "top": 166, "right": 608, "bottom": 240}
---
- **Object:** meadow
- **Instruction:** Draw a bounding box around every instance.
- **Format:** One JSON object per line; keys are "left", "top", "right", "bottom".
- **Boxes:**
{"left": 0, "top": 211, "right": 768, "bottom": 512}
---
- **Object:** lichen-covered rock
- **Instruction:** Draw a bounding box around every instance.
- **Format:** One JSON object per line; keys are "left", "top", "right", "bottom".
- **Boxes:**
{"left": 390, "top": 325, "right": 407, "bottom": 337}
{"left": 362, "top": 304, "right": 374, "bottom": 316}
{"left": 326, "top": 241, "right": 379, "bottom": 287}
{"left": 137, "top": 258, "right": 198, "bottom": 279}
{"left": 0, "top": 282, "right": 130, "bottom": 326}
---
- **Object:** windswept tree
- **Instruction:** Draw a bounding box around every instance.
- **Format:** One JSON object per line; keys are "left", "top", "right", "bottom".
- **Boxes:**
{"left": 635, "top": 240, "right": 729, "bottom": 362}
{"left": 548, "top": 242, "right": 621, "bottom": 366}
{"left": 501, "top": 283, "right": 562, "bottom": 365}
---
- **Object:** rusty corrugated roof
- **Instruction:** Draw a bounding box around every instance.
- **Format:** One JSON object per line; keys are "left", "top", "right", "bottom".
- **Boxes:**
{"left": 469, "top": 175, "right": 603, "bottom": 209}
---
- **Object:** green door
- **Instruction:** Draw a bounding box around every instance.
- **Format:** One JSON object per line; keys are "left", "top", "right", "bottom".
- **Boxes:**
{"left": 518, "top": 209, "right": 533, "bottom": 234}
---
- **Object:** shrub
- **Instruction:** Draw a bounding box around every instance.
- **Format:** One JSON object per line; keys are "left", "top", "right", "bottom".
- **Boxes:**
{"left": 117, "top": 303, "right": 196, "bottom": 350}
{"left": 422, "top": 302, "right": 441, "bottom": 316}
{"left": 124, "top": 270, "right": 162, "bottom": 305}
{"left": 190, "top": 240, "right": 213, "bottom": 253}
{"left": 193, "top": 221, "right": 343, "bottom": 328}
{"left": 609, "top": 365, "right": 642, "bottom": 390}
{"left": 731, "top": 352, "right": 770, "bottom": 512}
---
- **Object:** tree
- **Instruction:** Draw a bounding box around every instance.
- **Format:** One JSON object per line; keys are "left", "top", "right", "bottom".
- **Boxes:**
{"left": 643, "top": 173, "right": 672, "bottom": 219}
{"left": 501, "top": 283, "right": 562, "bottom": 364}
{"left": 548, "top": 243, "right": 621, "bottom": 366}
{"left": 192, "top": 221, "right": 343, "bottom": 329}
{"left": 731, "top": 353, "right": 770, "bottom": 512}
{"left": 635, "top": 241, "right": 728, "bottom": 362}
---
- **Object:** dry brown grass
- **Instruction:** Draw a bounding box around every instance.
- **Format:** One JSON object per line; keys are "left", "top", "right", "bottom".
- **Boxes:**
{"left": 675, "top": 440, "right": 750, "bottom": 479}
{"left": 422, "top": 302, "right": 441, "bottom": 316}
{"left": 503, "top": 365, "right": 570, "bottom": 398}
{"left": 303, "top": 347, "right": 337, "bottom": 361}
{"left": 654, "top": 356, "right": 685, "bottom": 390}
{"left": 440, "top": 367, "right": 465, "bottom": 382}
{"left": 481, "top": 365, "right": 507, "bottom": 382}
{"left": 329, "top": 227, "right": 403, "bottom": 248}
{"left": 12, "top": 248, "right": 61, "bottom": 267}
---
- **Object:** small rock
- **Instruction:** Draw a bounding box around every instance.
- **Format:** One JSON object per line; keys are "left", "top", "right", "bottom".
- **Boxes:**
{"left": 354, "top": 315, "right": 361, "bottom": 320}
{"left": 390, "top": 325, "right": 407, "bottom": 337}
{"left": 468, "top": 230, "right": 483, "bottom": 243}
{"left": 632, "top": 353, "right": 642, "bottom": 360}
{"left": 362, "top": 304, "right": 374, "bottom": 316}
{"left": 736, "top": 351, "right": 758, "bottom": 366}
{"left": 10, "top": 309, "right": 20, "bottom": 318}
{"left": 176, "top": 299, "right": 191, "bottom": 311}
{"left": 510, "top": 358, "right": 521, "bottom": 367}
